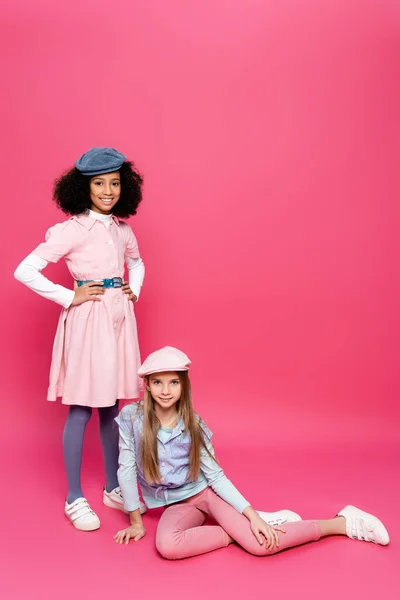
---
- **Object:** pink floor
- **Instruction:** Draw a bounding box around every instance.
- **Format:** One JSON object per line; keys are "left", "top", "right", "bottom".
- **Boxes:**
{"left": 2, "top": 403, "right": 398, "bottom": 600}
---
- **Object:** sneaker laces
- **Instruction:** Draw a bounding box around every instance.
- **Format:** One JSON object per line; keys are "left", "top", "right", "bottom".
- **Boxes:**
{"left": 269, "top": 518, "right": 285, "bottom": 526}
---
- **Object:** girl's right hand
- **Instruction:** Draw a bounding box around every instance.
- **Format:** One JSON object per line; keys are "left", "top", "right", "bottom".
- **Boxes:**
{"left": 71, "top": 282, "right": 105, "bottom": 306}
{"left": 114, "top": 524, "right": 146, "bottom": 544}
{"left": 249, "top": 515, "right": 285, "bottom": 551}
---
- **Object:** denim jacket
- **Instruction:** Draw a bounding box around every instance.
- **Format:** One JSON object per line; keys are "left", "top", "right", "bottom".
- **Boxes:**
{"left": 115, "top": 402, "right": 249, "bottom": 513}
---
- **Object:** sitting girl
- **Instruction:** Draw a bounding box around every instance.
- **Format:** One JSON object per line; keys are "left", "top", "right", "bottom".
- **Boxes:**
{"left": 114, "top": 346, "right": 389, "bottom": 559}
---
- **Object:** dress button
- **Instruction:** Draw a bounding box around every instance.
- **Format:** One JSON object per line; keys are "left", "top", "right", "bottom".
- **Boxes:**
{"left": 114, "top": 297, "right": 119, "bottom": 305}
{"left": 113, "top": 323, "right": 117, "bottom": 329}
{"left": 162, "top": 463, "right": 165, "bottom": 467}
{"left": 160, "top": 477, "right": 165, "bottom": 482}
{"left": 107, "top": 240, "right": 113, "bottom": 245}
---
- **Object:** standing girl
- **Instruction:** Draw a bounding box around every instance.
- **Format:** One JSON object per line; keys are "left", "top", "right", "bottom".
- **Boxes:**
{"left": 15, "top": 147, "right": 146, "bottom": 532}
{"left": 114, "top": 346, "right": 390, "bottom": 558}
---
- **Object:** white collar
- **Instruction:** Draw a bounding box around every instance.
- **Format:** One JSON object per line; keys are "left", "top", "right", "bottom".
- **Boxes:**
{"left": 88, "top": 209, "right": 113, "bottom": 223}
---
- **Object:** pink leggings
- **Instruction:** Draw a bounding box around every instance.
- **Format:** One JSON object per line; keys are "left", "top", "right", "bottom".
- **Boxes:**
{"left": 156, "top": 487, "right": 321, "bottom": 560}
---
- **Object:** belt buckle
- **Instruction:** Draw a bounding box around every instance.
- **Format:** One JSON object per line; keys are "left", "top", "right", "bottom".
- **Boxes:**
{"left": 113, "top": 277, "right": 122, "bottom": 288}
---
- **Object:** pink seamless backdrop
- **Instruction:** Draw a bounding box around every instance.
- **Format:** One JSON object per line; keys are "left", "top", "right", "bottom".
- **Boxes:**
{"left": 1, "top": 1, "right": 399, "bottom": 598}
{"left": 2, "top": 0, "right": 398, "bottom": 442}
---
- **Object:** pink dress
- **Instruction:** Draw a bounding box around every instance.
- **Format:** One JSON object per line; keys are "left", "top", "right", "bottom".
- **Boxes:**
{"left": 33, "top": 213, "right": 142, "bottom": 407}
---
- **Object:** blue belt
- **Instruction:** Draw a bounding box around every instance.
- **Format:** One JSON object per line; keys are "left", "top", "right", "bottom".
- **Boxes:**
{"left": 76, "top": 277, "right": 123, "bottom": 289}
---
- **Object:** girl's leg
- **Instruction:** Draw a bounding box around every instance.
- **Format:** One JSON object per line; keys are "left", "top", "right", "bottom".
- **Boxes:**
{"left": 156, "top": 491, "right": 389, "bottom": 559}
{"left": 98, "top": 402, "right": 119, "bottom": 493}
{"left": 318, "top": 518, "right": 346, "bottom": 536}
{"left": 155, "top": 499, "right": 231, "bottom": 560}
{"left": 63, "top": 405, "right": 93, "bottom": 503}
{"left": 203, "top": 488, "right": 322, "bottom": 556}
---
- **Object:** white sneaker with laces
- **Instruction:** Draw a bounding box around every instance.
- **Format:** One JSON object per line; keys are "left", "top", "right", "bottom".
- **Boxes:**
{"left": 64, "top": 497, "right": 100, "bottom": 531}
{"left": 103, "top": 487, "right": 147, "bottom": 515}
{"left": 256, "top": 509, "right": 302, "bottom": 526}
{"left": 338, "top": 505, "right": 390, "bottom": 546}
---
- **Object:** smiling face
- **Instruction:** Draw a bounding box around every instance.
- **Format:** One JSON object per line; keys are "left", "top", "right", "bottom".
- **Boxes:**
{"left": 146, "top": 372, "right": 182, "bottom": 412}
{"left": 89, "top": 171, "right": 121, "bottom": 214}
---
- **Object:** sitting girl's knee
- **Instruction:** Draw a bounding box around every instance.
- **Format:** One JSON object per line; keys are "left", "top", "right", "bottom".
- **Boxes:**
{"left": 247, "top": 544, "right": 274, "bottom": 557}
{"left": 156, "top": 535, "right": 180, "bottom": 560}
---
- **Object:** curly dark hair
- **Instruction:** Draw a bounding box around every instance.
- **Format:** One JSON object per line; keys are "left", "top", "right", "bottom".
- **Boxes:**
{"left": 53, "top": 161, "right": 143, "bottom": 218}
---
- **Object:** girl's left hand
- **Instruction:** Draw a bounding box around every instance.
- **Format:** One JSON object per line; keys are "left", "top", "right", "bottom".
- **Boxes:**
{"left": 122, "top": 282, "right": 137, "bottom": 302}
{"left": 250, "top": 515, "right": 286, "bottom": 551}
{"left": 114, "top": 524, "right": 146, "bottom": 544}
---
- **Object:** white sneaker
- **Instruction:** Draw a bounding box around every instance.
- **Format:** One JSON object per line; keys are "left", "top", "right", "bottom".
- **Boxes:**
{"left": 64, "top": 497, "right": 100, "bottom": 531}
{"left": 103, "top": 487, "right": 147, "bottom": 515}
{"left": 256, "top": 509, "right": 302, "bottom": 526}
{"left": 338, "top": 505, "right": 390, "bottom": 546}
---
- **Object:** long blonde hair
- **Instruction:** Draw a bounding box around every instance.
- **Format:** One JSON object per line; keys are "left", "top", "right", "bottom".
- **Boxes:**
{"left": 141, "top": 371, "right": 213, "bottom": 484}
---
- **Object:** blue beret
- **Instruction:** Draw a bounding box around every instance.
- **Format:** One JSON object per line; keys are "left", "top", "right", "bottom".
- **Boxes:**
{"left": 75, "top": 147, "right": 126, "bottom": 176}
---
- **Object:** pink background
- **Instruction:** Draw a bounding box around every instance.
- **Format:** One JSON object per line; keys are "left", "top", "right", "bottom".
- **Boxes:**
{"left": 1, "top": 1, "right": 399, "bottom": 598}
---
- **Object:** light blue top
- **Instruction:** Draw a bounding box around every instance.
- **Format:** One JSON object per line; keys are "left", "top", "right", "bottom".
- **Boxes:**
{"left": 115, "top": 402, "right": 250, "bottom": 514}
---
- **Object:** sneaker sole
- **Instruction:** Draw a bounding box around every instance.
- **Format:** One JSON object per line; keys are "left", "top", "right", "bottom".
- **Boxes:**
{"left": 103, "top": 495, "right": 147, "bottom": 515}
{"left": 65, "top": 513, "right": 100, "bottom": 532}
{"left": 341, "top": 505, "right": 390, "bottom": 546}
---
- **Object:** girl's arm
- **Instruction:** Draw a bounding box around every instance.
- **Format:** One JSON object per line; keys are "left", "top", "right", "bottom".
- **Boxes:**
{"left": 116, "top": 423, "right": 142, "bottom": 514}
{"left": 114, "top": 415, "right": 146, "bottom": 544}
{"left": 125, "top": 256, "right": 145, "bottom": 300}
{"left": 14, "top": 253, "right": 75, "bottom": 308}
{"left": 14, "top": 221, "right": 82, "bottom": 307}
{"left": 201, "top": 437, "right": 284, "bottom": 548}
{"left": 122, "top": 223, "right": 144, "bottom": 301}
{"left": 200, "top": 438, "right": 250, "bottom": 514}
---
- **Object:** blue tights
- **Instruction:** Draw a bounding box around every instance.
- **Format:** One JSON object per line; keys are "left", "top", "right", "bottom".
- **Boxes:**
{"left": 63, "top": 403, "right": 120, "bottom": 504}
